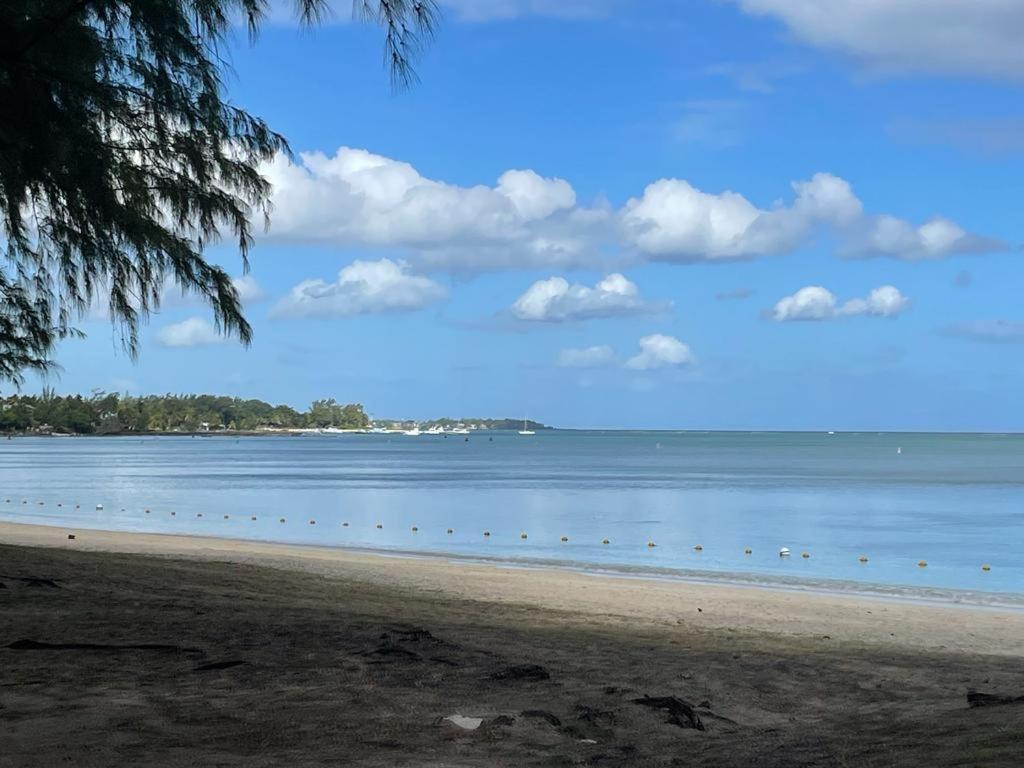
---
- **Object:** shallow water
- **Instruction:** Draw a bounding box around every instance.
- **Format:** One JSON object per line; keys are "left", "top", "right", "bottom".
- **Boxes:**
{"left": 2, "top": 431, "right": 1022, "bottom": 598}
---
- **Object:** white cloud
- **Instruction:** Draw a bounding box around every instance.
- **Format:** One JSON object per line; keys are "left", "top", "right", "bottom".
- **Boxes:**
{"left": 231, "top": 275, "right": 265, "bottom": 303}
{"left": 733, "top": 0, "right": 1024, "bottom": 80}
{"left": 626, "top": 334, "right": 695, "bottom": 370}
{"left": 261, "top": 147, "right": 602, "bottom": 271}
{"left": 272, "top": 258, "right": 446, "bottom": 318}
{"left": 620, "top": 172, "right": 998, "bottom": 263}
{"left": 771, "top": 285, "right": 909, "bottom": 322}
{"left": 558, "top": 345, "right": 617, "bottom": 368}
{"left": 259, "top": 147, "right": 1001, "bottom": 270}
{"left": 156, "top": 317, "right": 226, "bottom": 348}
{"left": 844, "top": 216, "right": 1003, "bottom": 260}
{"left": 511, "top": 273, "right": 665, "bottom": 322}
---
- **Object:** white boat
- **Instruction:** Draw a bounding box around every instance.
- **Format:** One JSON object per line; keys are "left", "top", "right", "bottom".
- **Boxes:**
{"left": 450, "top": 425, "right": 470, "bottom": 435}
{"left": 404, "top": 427, "right": 422, "bottom": 436}
{"left": 425, "top": 425, "right": 445, "bottom": 435}
{"left": 779, "top": 547, "right": 791, "bottom": 557}
{"left": 518, "top": 417, "right": 535, "bottom": 437}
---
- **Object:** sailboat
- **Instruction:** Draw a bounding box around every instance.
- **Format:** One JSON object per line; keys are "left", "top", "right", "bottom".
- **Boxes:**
{"left": 518, "top": 417, "right": 535, "bottom": 436}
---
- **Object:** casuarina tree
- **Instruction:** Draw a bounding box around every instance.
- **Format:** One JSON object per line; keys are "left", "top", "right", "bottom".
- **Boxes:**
{"left": 0, "top": 0, "right": 437, "bottom": 382}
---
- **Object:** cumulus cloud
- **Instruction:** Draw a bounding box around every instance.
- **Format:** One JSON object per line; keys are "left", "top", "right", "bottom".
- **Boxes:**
{"left": 771, "top": 285, "right": 909, "bottom": 322}
{"left": 261, "top": 147, "right": 603, "bottom": 271}
{"left": 231, "top": 275, "right": 265, "bottom": 303}
{"left": 558, "top": 345, "right": 617, "bottom": 368}
{"left": 942, "top": 319, "right": 1024, "bottom": 343}
{"left": 156, "top": 317, "right": 226, "bottom": 348}
{"left": 732, "top": 0, "right": 1024, "bottom": 80}
{"left": 620, "top": 172, "right": 999, "bottom": 263}
{"left": 272, "top": 258, "right": 447, "bottom": 318}
{"left": 626, "top": 334, "right": 695, "bottom": 370}
{"left": 510, "top": 273, "right": 666, "bottom": 322}
{"left": 259, "top": 147, "right": 1000, "bottom": 270}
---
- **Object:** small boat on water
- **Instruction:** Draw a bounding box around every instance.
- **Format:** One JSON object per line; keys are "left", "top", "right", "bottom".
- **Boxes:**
{"left": 425, "top": 425, "right": 445, "bottom": 436}
{"left": 450, "top": 425, "right": 470, "bottom": 435}
{"left": 779, "top": 547, "right": 791, "bottom": 557}
{"left": 518, "top": 417, "right": 535, "bottom": 436}
{"left": 404, "top": 427, "right": 422, "bottom": 436}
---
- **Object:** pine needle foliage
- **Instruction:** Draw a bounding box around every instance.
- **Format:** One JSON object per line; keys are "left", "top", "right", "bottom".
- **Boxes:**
{"left": 0, "top": 0, "right": 438, "bottom": 383}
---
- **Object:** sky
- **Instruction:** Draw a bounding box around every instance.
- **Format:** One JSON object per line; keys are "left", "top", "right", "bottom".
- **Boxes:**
{"left": 35, "top": 0, "right": 1024, "bottom": 430}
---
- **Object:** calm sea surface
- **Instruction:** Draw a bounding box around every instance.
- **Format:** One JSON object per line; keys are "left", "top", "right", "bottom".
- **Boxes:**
{"left": 2, "top": 432, "right": 1022, "bottom": 601}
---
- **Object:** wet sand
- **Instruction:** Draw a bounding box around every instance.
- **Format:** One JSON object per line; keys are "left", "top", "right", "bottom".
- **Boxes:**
{"left": 2, "top": 521, "right": 1023, "bottom": 766}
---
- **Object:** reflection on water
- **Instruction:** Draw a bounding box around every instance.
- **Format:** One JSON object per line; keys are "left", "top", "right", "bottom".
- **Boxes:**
{"left": 1, "top": 431, "right": 1022, "bottom": 596}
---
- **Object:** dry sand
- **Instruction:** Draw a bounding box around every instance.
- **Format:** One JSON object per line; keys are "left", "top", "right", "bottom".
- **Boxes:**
{"left": 2, "top": 521, "right": 1023, "bottom": 766}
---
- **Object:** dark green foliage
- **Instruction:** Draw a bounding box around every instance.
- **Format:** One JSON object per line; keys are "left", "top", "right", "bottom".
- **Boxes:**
{"left": 0, "top": 0, "right": 438, "bottom": 382}
{"left": 0, "top": 390, "right": 369, "bottom": 433}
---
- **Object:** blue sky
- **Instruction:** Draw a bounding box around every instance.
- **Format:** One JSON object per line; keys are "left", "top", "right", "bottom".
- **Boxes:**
{"left": 38, "top": 0, "right": 1024, "bottom": 430}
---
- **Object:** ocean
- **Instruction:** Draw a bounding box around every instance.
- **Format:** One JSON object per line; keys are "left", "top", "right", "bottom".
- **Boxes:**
{"left": 2, "top": 431, "right": 1022, "bottom": 603}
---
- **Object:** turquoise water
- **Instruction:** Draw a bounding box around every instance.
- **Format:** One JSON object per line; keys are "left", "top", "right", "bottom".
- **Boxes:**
{"left": 1, "top": 432, "right": 1022, "bottom": 600}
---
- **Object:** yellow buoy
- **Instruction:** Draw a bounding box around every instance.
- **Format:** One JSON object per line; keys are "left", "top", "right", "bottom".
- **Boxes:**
{"left": 918, "top": 560, "right": 927, "bottom": 567}
{"left": 801, "top": 552, "right": 810, "bottom": 559}
{"left": 602, "top": 538, "right": 610, "bottom": 545}
{"left": 982, "top": 564, "right": 991, "bottom": 572}
{"left": 561, "top": 536, "right": 569, "bottom": 542}
{"left": 693, "top": 544, "right": 703, "bottom": 551}
{"left": 858, "top": 555, "right": 868, "bottom": 563}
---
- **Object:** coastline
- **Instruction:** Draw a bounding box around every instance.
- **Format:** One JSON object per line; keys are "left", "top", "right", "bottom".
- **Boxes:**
{"left": 3, "top": 519, "right": 1023, "bottom": 657}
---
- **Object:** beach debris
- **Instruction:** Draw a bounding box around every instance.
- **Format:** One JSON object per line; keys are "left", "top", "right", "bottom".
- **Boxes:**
{"left": 779, "top": 547, "right": 791, "bottom": 557}
{"left": 67, "top": 534, "right": 75, "bottom": 541}
{"left": 967, "top": 691, "right": 1024, "bottom": 708}
{"left": 193, "top": 660, "right": 247, "bottom": 672}
{"left": 491, "top": 664, "right": 550, "bottom": 682}
{"left": 575, "top": 704, "right": 616, "bottom": 726}
{"left": 22, "top": 500, "right": 27, "bottom": 504}
{"left": 918, "top": 560, "right": 928, "bottom": 567}
{"left": 561, "top": 536, "right": 569, "bottom": 542}
{"left": 224, "top": 514, "right": 230, "bottom": 520}
{"left": 279, "top": 518, "right": 286, "bottom": 523}
{"left": 521, "top": 710, "right": 562, "bottom": 727}
{"left": 444, "top": 715, "right": 483, "bottom": 731}
{"left": 342, "top": 522, "right": 349, "bottom": 527}
{"left": 982, "top": 563, "right": 991, "bottom": 571}
{"left": 196, "top": 513, "right": 203, "bottom": 518}
{"left": 744, "top": 547, "right": 752, "bottom": 555}
{"left": 693, "top": 544, "right": 703, "bottom": 552}
{"left": 801, "top": 551, "right": 810, "bottom": 559}
{"left": 38, "top": 501, "right": 44, "bottom": 505}
{"left": 251, "top": 516, "right": 257, "bottom": 521}
{"left": 171, "top": 511, "right": 176, "bottom": 516}
{"left": 631, "top": 695, "right": 705, "bottom": 731}
{"left": 647, "top": 540, "right": 656, "bottom": 548}
{"left": 75, "top": 504, "right": 80, "bottom": 509}
{"left": 57, "top": 503, "right": 62, "bottom": 507}
{"left": 858, "top": 555, "right": 869, "bottom": 563}
{"left": 7, "top": 639, "right": 198, "bottom": 653}
{"left": 520, "top": 532, "right": 528, "bottom": 539}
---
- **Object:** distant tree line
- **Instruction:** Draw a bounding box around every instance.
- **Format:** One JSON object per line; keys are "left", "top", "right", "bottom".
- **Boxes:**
{"left": 0, "top": 391, "right": 369, "bottom": 434}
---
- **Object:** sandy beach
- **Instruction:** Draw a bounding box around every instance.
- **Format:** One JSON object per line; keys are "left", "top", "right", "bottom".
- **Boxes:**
{"left": 2, "top": 520, "right": 1024, "bottom": 766}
